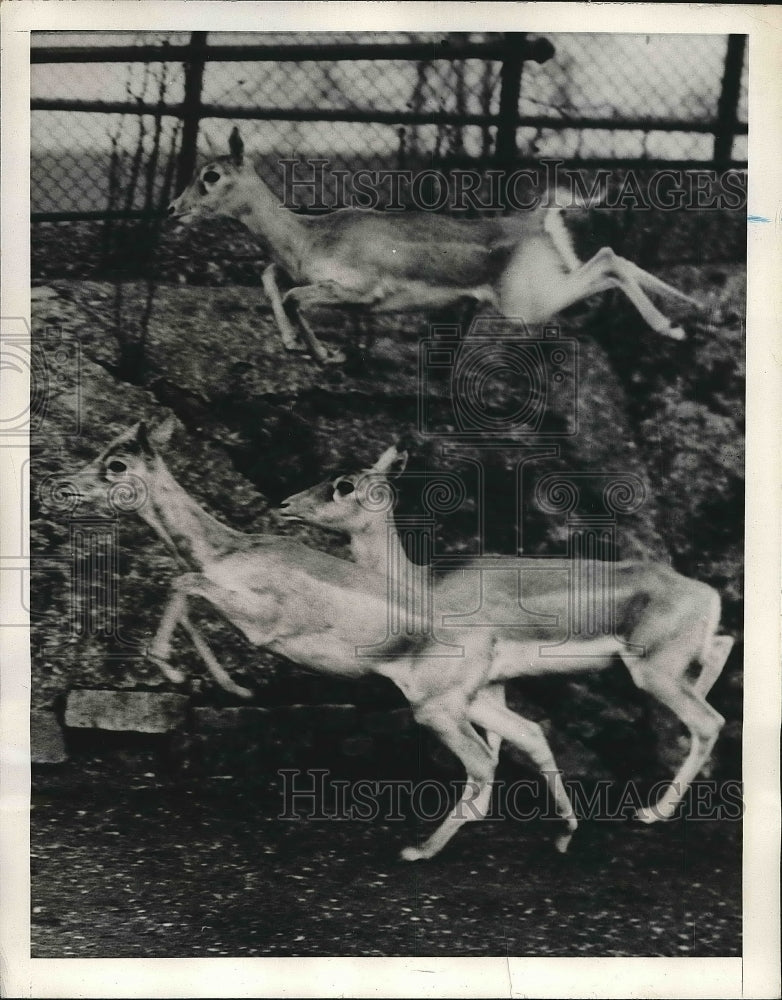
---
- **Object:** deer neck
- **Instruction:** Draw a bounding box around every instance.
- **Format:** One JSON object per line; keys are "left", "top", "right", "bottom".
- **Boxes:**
{"left": 231, "top": 173, "right": 309, "bottom": 279}
{"left": 139, "top": 458, "right": 243, "bottom": 570}
{"left": 350, "top": 517, "right": 413, "bottom": 585}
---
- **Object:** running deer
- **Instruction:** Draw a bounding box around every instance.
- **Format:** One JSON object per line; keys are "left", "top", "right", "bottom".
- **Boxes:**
{"left": 72, "top": 418, "right": 574, "bottom": 858}
{"left": 168, "top": 128, "right": 700, "bottom": 363}
{"left": 70, "top": 423, "right": 732, "bottom": 858}
{"left": 280, "top": 443, "right": 734, "bottom": 828}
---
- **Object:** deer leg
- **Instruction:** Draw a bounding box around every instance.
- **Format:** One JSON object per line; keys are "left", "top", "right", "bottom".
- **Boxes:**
{"left": 151, "top": 574, "right": 256, "bottom": 698}
{"left": 294, "top": 310, "right": 346, "bottom": 365}
{"left": 401, "top": 703, "right": 496, "bottom": 861}
{"left": 632, "top": 675, "right": 725, "bottom": 824}
{"left": 375, "top": 282, "right": 498, "bottom": 318}
{"left": 461, "top": 291, "right": 497, "bottom": 327}
{"left": 284, "top": 280, "right": 390, "bottom": 311}
{"left": 468, "top": 690, "right": 578, "bottom": 853}
{"left": 261, "top": 263, "right": 303, "bottom": 352}
{"left": 517, "top": 248, "right": 684, "bottom": 339}
{"left": 477, "top": 683, "right": 505, "bottom": 766}
{"left": 281, "top": 283, "right": 363, "bottom": 364}
{"left": 619, "top": 258, "right": 701, "bottom": 308}
{"left": 179, "top": 612, "right": 254, "bottom": 699}
{"left": 147, "top": 590, "right": 188, "bottom": 684}
{"left": 692, "top": 634, "right": 734, "bottom": 698}
{"left": 500, "top": 257, "right": 615, "bottom": 328}
{"left": 574, "top": 248, "right": 687, "bottom": 339}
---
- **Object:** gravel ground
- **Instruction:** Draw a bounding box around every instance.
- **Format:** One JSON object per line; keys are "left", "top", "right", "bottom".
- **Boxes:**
{"left": 31, "top": 757, "right": 741, "bottom": 959}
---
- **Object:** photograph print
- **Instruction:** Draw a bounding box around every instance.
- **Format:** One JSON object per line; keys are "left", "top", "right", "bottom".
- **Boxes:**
{"left": 8, "top": 8, "right": 771, "bottom": 989}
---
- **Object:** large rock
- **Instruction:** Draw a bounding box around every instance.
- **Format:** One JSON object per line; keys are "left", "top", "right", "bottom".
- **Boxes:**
{"left": 30, "top": 710, "right": 68, "bottom": 763}
{"left": 65, "top": 690, "right": 188, "bottom": 733}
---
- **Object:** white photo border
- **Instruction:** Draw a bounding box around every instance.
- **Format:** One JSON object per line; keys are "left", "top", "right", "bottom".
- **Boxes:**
{"left": 2, "top": 3, "right": 780, "bottom": 997}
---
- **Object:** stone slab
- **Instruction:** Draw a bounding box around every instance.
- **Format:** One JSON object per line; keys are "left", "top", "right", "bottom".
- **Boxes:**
{"left": 65, "top": 690, "right": 188, "bottom": 733}
{"left": 192, "top": 706, "right": 271, "bottom": 731}
{"left": 30, "top": 710, "right": 68, "bottom": 763}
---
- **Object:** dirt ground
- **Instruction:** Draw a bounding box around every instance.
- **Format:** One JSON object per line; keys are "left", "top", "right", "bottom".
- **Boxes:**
{"left": 31, "top": 756, "right": 741, "bottom": 958}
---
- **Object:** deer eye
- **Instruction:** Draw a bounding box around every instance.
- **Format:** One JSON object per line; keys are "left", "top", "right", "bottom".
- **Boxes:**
{"left": 334, "top": 479, "right": 355, "bottom": 497}
{"left": 203, "top": 169, "right": 221, "bottom": 184}
{"left": 107, "top": 459, "right": 127, "bottom": 474}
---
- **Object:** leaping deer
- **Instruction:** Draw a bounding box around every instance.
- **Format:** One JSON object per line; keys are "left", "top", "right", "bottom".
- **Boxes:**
{"left": 72, "top": 422, "right": 732, "bottom": 859}
{"left": 280, "top": 443, "right": 734, "bottom": 830}
{"left": 168, "top": 128, "right": 700, "bottom": 364}
{"left": 72, "top": 418, "right": 571, "bottom": 858}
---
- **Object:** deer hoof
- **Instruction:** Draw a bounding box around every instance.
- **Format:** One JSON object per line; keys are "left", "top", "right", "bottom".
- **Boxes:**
{"left": 320, "top": 347, "right": 346, "bottom": 365}
{"left": 229, "top": 682, "right": 255, "bottom": 700}
{"left": 554, "top": 832, "right": 573, "bottom": 854}
{"left": 666, "top": 325, "right": 686, "bottom": 341}
{"left": 147, "top": 653, "right": 186, "bottom": 685}
{"left": 400, "top": 845, "right": 427, "bottom": 862}
{"left": 634, "top": 804, "right": 676, "bottom": 824}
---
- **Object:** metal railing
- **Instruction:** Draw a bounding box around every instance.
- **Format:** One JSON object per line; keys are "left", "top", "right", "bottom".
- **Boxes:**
{"left": 31, "top": 31, "right": 748, "bottom": 223}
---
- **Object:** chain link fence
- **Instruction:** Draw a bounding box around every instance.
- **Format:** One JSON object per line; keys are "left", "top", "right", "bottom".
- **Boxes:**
{"left": 32, "top": 30, "right": 747, "bottom": 220}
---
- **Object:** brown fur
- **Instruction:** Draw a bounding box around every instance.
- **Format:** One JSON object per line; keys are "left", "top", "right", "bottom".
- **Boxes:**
{"left": 169, "top": 133, "right": 701, "bottom": 363}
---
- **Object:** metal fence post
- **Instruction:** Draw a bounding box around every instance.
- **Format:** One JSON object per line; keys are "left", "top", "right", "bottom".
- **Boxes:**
{"left": 175, "top": 31, "right": 208, "bottom": 193}
{"left": 495, "top": 32, "right": 526, "bottom": 170}
{"left": 30, "top": 34, "right": 744, "bottom": 223}
{"left": 714, "top": 34, "right": 746, "bottom": 166}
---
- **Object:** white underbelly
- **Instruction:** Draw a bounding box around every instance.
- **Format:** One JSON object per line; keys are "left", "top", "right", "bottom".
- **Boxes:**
{"left": 269, "top": 632, "right": 374, "bottom": 677}
{"left": 489, "top": 635, "right": 624, "bottom": 680}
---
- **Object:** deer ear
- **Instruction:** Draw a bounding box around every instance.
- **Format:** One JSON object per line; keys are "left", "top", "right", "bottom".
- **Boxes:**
{"left": 228, "top": 126, "right": 244, "bottom": 166}
{"left": 136, "top": 421, "right": 153, "bottom": 455}
{"left": 390, "top": 449, "right": 409, "bottom": 477}
{"left": 371, "top": 444, "right": 408, "bottom": 477}
{"left": 150, "top": 415, "right": 178, "bottom": 449}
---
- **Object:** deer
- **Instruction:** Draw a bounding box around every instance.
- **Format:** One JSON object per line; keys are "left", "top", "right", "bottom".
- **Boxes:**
{"left": 72, "top": 417, "right": 584, "bottom": 858}
{"left": 167, "top": 128, "right": 701, "bottom": 364}
{"left": 70, "top": 421, "right": 732, "bottom": 859}
{"left": 279, "top": 443, "right": 735, "bottom": 829}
